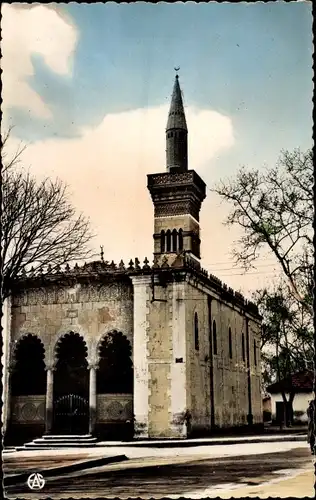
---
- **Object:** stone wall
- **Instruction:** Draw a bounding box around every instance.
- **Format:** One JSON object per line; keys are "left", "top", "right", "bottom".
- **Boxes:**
{"left": 8, "top": 269, "right": 262, "bottom": 440}
{"left": 147, "top": 282, "right": 173, "bottom": 437}
{"left": 248, "top": 318, "right": 263, "bottom": 423}
{"left": 132, "top": 275, "right": 189, "bottom": 439}
{"left": 185, "top": 283, "right": 211, "bottom": 432}
{"left": 170, "top": 280, "right": 187, "bottom": 437}
{"left": 10, "top": 280, "right": 133, "bottom": 368}
{"left": 11, "top": 395, "right": 45, "bottom": 423}
{"left": 10, "top": 394, "right": 134, "bottom": 424}
{"left": 154, "top": 214, "right": 200, "bottom": 263}
{"left": 211, "top": 299, "right": 262, "bottom": 428}
{"left": 131, "top": 272, "right": 262, "bottom": 438}
{"left": 96, "top": 394, "right": 133, "bottom": 422}
{"left": 184, "top": 279, "right": 262, "bottom": 432}
{"left": 211, "top": 299, "right": 245, "bottom": 428}
{"left": 2, "top": 298, "right": 11, "bottom": 434}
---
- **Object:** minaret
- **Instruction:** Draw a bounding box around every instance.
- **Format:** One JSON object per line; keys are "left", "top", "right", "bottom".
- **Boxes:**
{"left": 147, "top": 74, "right": 206, "bottom": 267}
{"left": 166, "top": 75, "right": 188, "bottom": 172}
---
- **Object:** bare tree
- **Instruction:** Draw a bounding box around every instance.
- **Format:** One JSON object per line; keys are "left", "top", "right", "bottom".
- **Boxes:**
{"left": 1, "top": 128, "right": 94, "bottom": 300}
{"left": 256, "top": 285, "right": 313, "bottom": 427}
{"left": 213, "top": 149, "right": 313, "bottom": 314}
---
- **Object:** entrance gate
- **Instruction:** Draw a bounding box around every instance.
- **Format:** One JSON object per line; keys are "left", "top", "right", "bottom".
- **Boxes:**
{"left": 54, "top": 394, "right": 89, "bottom": 434}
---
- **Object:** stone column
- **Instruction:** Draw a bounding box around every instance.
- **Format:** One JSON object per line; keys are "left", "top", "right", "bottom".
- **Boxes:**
{"left": 45, "top": 366, "right": 55, "bottom": 435}
{"left": 130, "top": 275, "right": 151, "bottom": 438}
{"left": 4, "top": 367, "right": 13, "bottom": 439}
{"left": 170, "top": 281, "right": 187, "bottom": 438}
{"left": 2, "top": 298, "right": 12, "bottom": 438}
{"left": 245, "top": 317, "right": 253, "bottom": 426}
{"left": 89, "top": 364, "right": 97, "bottom": 435}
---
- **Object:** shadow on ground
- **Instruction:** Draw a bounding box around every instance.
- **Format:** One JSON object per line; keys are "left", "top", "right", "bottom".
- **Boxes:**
{"left": 4, "top": 447, "right": 312, "bottom": 498}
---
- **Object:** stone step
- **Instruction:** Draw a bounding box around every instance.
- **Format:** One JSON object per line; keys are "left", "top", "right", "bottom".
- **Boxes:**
{"left": 32, "top": 439, "right": 97, "bottom": 446}
{"left": 40, "top": 434, "right": 94, "bottom": 440}
{"left": 16, "top": 443, "right": 97, "bottom": 450}
{"left": 35, "top": 435, "right": 97, "bottom": 442}
{"left": 16, "top": 434, "right": 98, "bottom": 451}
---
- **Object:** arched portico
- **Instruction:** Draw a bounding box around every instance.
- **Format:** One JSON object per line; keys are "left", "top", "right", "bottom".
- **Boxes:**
{"left": 8, "top": 334, "right": 46, "bottom": 444}
{"left": 52, "top": 332, "right": 90, "bottom": 434}
{"left": 97, "top": 330, "right": 133, "bottom": 394}
{"left": 95, "top": 330, "right": 134, "bottom": 439}
{"left": 11, "top": 334, "right": 46, "bottom": 396}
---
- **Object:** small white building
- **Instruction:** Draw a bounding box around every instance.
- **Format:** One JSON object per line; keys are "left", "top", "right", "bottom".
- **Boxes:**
{"left": 267, "top": 371, "right": 313, "bottom": 425}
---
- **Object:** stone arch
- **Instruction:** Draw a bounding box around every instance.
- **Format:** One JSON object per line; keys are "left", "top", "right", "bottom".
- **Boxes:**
{"left": 54, "top": 332, "right": 89, "bottom": 397}
{"left": 97, "top": 330, "right": 133, "bottom": 394}
{"left": 51, "top": 329, "right": 89, "bottom": 366}
{"left": 54, "top": 331, "right": 88, "bottom": 358}
{"left": 11, "top": 334, "right": 46, "bottom": 396}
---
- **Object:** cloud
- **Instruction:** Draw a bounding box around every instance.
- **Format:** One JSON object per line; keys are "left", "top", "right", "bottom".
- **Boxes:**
{"left": 2, "top": 4, "right": 275, "bottom": 295}
{"left": 6, "top": 104, "right": 232, "bottom": 246}
{"left": 5, "top": 102, "right": 278, "bottom": 294}
{"left": 1, "top": 4, "right": 78, "bottom": 120}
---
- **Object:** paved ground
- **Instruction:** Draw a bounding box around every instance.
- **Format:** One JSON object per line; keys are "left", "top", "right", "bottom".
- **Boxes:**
{"left": 95, "top": 432, "right": 307, "bottom": 447}
{"left": 3, "top": 453, "right": 94, "bottom": 476}
{"left": 212, "top": 469, "right": 315, "bottom": 499}
{"left": 4, "top": 441, "right": 314, "bottom": 498}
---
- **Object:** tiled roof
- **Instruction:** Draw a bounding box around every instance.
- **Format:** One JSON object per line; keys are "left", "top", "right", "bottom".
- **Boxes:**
{"left": 267, "top": 370, "right": 314, "bottom": 393}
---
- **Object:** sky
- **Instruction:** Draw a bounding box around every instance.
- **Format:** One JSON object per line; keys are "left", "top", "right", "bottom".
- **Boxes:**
{"left": 2, "top": 1, "right": 313, "bottom": 297}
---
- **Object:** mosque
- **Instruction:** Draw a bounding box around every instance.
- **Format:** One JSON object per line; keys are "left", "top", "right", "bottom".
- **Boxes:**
{"left": 3, "top": 75, "right": 262, "bottom": 446}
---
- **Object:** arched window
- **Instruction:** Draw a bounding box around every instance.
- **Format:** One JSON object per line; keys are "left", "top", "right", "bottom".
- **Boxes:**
{"left": 194, "top": 312, "right": 199, "bottom": 351}
{"left": 166, "top": 230, "right": 171, "bottom": 252}
{"left": 172, "top": 229, "right": 178, "bottom": 252}
{"left": 192, "top": 233, "right": 200, "bottom": 256}
{"left": 160, "top": 230, "right": 165, "bottom": 252}
{"left": 55, "top": 332, "right": 89, "bottom": 396}
{"left": 11, "top": 334, "right": 46, "bottom": 396}
{"left": 213, "top": 320, "right": 217, "bottom": 355}
{"left": 242, "top": 333, "right": 245, "bottom": 362}
{"left": 178, "top": 229, "right": 183, "bottom": 251}
{"left": 254, "top": 339, "right": 257, "bottom": 366}
{"left": 97, "top": 331, "right": 133, "bottom": 393}
{"left": 228, "top": 327, "right": 233, "bottom": 359}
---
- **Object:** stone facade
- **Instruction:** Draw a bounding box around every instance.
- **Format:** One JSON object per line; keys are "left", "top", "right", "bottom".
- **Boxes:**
{"left": 3, "top": 75, "right": 263, "bottom": 444}
{"left": 5, "top": 260, "right": 262, "bottom": 443}
{"left": 10, "top": 279, "right": 133, "bottom": 369}
{"left": 128, "top": 268, "right": 262, "bottom": 439}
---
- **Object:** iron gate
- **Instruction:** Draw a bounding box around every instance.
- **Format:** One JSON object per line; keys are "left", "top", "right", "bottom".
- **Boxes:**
{"left": 54, "top": 394, "right": 89, "bottom": 434}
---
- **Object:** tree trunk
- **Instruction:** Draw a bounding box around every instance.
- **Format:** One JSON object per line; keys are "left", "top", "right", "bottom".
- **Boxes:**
{"left": 280, "top": 390, "right": 288, "bottom": 429}
{"left": 275, "top": 329, "right": 287, "bottom": 430}
{"left": 288, "top": 391, "right": 296, "bottom": 426}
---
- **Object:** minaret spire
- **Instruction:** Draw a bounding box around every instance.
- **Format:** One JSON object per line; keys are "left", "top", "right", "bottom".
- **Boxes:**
{"left": 148, "top": 72, "right": 206, "bottom": 266}
{"left": 166, "top": 73, "right": 188, "bottom": 172}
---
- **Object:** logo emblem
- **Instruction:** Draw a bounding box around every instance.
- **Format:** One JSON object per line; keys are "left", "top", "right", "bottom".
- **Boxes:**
{"left": 27, "top": 473, "right": 45, "bottom": 490}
